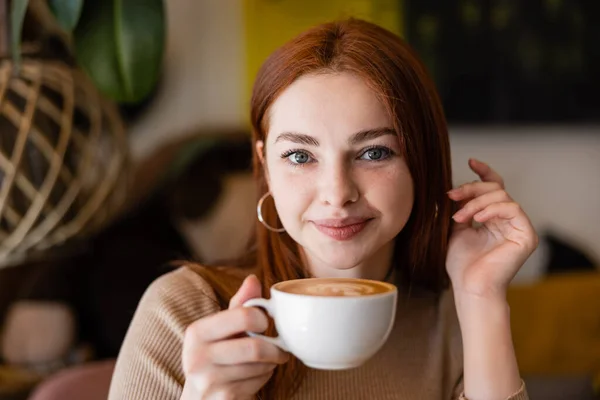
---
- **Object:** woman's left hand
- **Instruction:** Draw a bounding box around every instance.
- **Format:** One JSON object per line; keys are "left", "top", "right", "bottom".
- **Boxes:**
{"left": 446, "top": 158, "right": 539, "bottom": 299}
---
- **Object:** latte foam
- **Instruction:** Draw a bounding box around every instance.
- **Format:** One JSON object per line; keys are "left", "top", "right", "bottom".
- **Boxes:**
{"left": 277, "top": 278, "right": 393, "bottom": 297}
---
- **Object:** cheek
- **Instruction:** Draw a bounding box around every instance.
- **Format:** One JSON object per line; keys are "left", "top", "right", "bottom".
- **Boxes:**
{"left": 363, "top": 167, "right": 414, "bottom": 217}
{"left": 267, "top": 163, "right": 313, "bottom": 221}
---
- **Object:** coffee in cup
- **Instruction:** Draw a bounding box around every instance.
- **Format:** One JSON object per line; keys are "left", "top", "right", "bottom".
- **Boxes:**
{"left": 276, "top": 277, "right": 392, "bottom": 297}
{"left": 243, "top": 277, "right": 397, "bottom": 370}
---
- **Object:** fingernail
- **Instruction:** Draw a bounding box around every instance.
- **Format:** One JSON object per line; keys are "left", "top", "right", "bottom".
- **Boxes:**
{"left": 447, "top": 188, "right": 460, "bottom": 195}
{"left": 247, "top": 273, "right": 259, "bottom": 281}
{"left": 242, "top": 274, "right": 257, "bottom": 287}
{"left": 452, "top": 210, "right": 463, "bottom": 220}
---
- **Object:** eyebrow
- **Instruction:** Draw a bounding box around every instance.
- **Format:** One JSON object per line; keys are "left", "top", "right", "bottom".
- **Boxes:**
{"left": 274, "top": 132, "right": 319, "bottom": 146}
{"left": 349, "top": 127, "right": 396, "bottom": 145}
{"left": 274, "top": 127, "right": 396, "bottom": 146}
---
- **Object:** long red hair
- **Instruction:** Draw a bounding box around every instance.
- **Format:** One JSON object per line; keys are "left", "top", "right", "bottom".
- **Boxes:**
{"left": 188, "top": 18, "right": 453, "bottom": 399}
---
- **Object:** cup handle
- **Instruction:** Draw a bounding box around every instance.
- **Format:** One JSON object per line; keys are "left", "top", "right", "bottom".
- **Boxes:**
{"left": 242, "top": 298, "right": 289, "bottom": 352}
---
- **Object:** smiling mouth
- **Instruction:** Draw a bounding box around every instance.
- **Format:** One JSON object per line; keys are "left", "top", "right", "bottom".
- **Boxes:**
{"left": 312, "top": 218, "right": 373, "bottom": 241}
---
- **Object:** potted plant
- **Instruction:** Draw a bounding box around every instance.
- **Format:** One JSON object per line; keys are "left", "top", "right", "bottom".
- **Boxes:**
{"left": 0, "top": 0, "right": 166, "bottom": 266}
{"left": 8, "top": 0, "right": 166, "bottom": 104}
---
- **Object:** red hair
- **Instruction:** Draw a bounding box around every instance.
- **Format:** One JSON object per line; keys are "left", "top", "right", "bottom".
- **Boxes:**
{"left": 191, "top": 18, "right": 453, "bottom": 398}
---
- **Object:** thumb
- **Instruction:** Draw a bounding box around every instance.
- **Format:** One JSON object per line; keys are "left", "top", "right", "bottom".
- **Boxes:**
{"left": 229, "top": 274, "right": 262, "bottom": 309}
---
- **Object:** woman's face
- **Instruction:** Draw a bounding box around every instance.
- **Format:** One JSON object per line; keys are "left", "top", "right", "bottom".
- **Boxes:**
{"left": 259, "top": 72, "right": 414, "bottom": 280}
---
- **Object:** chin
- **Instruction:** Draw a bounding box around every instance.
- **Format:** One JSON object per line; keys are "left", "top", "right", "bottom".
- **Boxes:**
{"left": 309, "top": 246, "right": 373, "bottom": 271}
{"left": 291, "top": 224, "right": 394, "bottom": 274}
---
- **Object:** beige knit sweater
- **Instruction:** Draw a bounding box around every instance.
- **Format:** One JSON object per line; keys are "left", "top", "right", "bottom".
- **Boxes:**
{"left": 108, "top": 267, "right": 528, "bottom": 400}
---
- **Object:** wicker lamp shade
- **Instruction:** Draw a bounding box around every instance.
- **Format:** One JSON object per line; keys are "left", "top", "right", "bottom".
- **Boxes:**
{"left": 0, "top": 58, "right": 130, "bottom": 268}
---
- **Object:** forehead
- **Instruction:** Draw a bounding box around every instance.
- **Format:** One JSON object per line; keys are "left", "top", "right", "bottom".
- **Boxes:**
{"left": 267, "top": 72, "right": 392, "bottom": 139}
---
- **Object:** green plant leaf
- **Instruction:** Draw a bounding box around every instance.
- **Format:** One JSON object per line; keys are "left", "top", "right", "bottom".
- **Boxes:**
{"left": 10, "top": 0, "right": 29, "bottom": 70}
{"left": 73, "top": 0, "right": 165, "bottom": 104}
{"left": 49, "top": 0, "right": 84, "bottom": 31}
{"left": 114, "top": 0, "right": 165, "bottom": 103}
{"left": 73, "top": 1, "right": 123, "bottom": 101}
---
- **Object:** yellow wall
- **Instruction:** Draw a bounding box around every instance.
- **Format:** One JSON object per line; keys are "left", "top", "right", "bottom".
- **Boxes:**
{"left": 243, "top": 0, "right": 404, "bottom": 103}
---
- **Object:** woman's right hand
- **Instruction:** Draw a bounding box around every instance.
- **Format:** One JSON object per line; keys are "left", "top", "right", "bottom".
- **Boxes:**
{"left": 180, "top": 275, "right": 289, "bottom": 400}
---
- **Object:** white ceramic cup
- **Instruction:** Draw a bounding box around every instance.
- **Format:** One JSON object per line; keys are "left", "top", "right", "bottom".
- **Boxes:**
{"left": 242, "top": 277, "right": 397, "bottom": 370}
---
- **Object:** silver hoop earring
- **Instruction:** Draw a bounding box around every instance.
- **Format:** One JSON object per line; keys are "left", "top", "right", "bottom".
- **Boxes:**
{"left": 435, "top": 203, "right": 439, "bottom": 219}
{"left": 257, "top": 192, "right": 286, "bottom": 233}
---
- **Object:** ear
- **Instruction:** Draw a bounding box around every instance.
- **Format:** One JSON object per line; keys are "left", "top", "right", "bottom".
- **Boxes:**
{"left": 255, "top": 140, "right": 270, "bottom": 185}
{"left": 256, "top": 140, "right": 265, "bottom": 165}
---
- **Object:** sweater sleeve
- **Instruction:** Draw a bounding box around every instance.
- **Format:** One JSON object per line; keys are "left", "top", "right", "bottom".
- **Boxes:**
{"left": 108, "top": 267, "right": 222, "bottom": 400}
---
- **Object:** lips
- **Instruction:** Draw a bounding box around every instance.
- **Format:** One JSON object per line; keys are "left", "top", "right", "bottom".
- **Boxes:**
{"left": 311, "top": 217, "right": 373, "bottom": 241}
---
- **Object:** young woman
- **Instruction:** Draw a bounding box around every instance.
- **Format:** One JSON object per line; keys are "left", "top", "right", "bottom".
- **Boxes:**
{"left": 109, "top": 19, "right": 535, "bottom": 400}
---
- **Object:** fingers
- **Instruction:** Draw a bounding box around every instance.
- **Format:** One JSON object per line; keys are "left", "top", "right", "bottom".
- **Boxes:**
{"left": 229, "top": 275, "right": 262, "bottom": 309}
{"left": 469, "top": 158, "right": 505, "bottom": 188}
{"left": 472, "top": 201, "right": 521, "bottom": 223}
{"left": 209, "top": 372, "right": 273, "bottom": 400}
{"left": 208, "top": 337, "right": 290, "bottom": 365}
{"left": 186, "top": 307, "right": 269, "bottom": 343}
{"left": 185, "top": 275, "right": 266, "bottom": 343}
{"left": 182, "top": 275, "right": 281, "bottom": 399}
{"left": 452, "top": 189, "right": 512, "bottom": 223}
{"left": 448, "top": 182, "right": 509, "bottom": 231}
{"left": 187, "top": 363, "right": 276, "bottom": 395}
{"left": 473, "top": 202, "right": 539, "bottom": 249}
{"left": 448, "top": 181, "right": 507, "bottom": 202}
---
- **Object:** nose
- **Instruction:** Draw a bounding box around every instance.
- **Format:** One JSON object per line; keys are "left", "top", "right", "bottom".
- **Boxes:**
{"left": 317, "top": 161, "right": 359, "bottom": 207}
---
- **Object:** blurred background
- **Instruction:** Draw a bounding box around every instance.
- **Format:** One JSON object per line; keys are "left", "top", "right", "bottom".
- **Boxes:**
{"left": 0, "top": 1, "right": 598, "bottom": 399}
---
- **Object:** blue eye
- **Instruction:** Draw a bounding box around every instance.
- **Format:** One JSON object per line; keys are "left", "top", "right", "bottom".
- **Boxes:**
{"left": 283, "top": 150, "right": 312, "bottom": 165}
{"left": 360, "top": 147, "right": 391, "bottom": 161}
